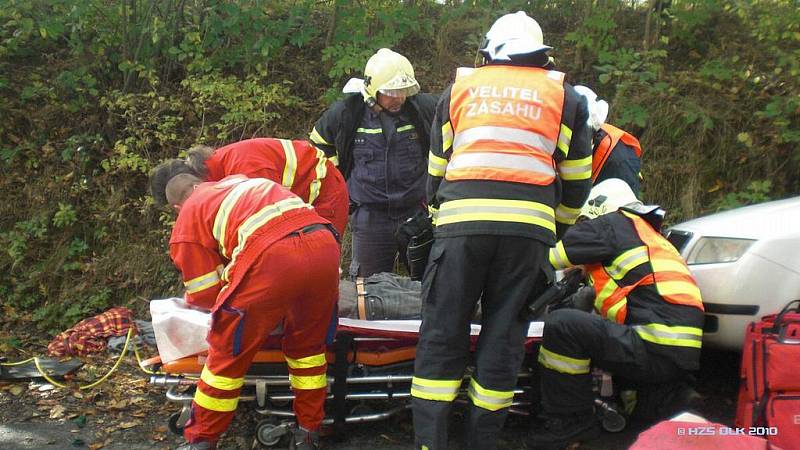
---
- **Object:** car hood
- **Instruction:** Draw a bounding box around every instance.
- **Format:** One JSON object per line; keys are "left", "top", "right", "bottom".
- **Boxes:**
{"left": 670, "top": 196, "right": 800, "bottom": 240}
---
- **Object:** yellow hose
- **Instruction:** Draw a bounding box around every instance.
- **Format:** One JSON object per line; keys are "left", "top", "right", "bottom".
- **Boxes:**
{"left": 0, "top": 327, "right": 164, "bottom": 388}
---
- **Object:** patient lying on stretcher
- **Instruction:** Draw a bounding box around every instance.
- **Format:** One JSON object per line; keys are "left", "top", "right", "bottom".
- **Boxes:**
{"left": 338, "top": 272, "right": 421, "bottom": 320}
{"left": 151, "top": 272, "right": 473, "bottom": 363}
{"left": 337, "top": 272, "right": 482, "bottom": 321}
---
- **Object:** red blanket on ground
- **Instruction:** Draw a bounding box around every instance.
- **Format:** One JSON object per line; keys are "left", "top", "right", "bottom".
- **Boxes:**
{"left": 47, "top": 307, "right": 135, "bottom": 357}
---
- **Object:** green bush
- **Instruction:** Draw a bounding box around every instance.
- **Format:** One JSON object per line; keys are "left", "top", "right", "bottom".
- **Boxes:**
{"left": 0, "top": 0, "right": 798, "bottom": 333}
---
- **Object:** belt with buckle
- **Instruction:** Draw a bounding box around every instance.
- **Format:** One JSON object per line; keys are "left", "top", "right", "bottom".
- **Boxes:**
{"left": 288, "top": 223, "right": 328, "bottom": 237}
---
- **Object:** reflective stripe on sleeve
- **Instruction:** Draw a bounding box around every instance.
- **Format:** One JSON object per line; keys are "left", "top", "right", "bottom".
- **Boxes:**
{"left": 549, "top": 242, "right": 572, "bottom": 270}
{"left": 633, "top": 323, "right": 703, "bottom": 348}
{"left": 285, "top": 353, "right": 326, "bottom": 370}
{"left": 555, "top": 203, "right": 582, "bottom": 225}
{"left": 200, "top": 366, "right": 244, "bottom": 391}
{"left": 410, "top": 377, "right": 461, "bottom": 402}
{"left": 184, "top": 267, "right": 222, "bottom": 294}
{"left": 194, "top": 389, "right": 239, "bottom": 412}
{"left": 442, "top": 121, "right": 454, "bottom": 152}
{"left": 279, "top": 139, "right": 297, "bottom": 189}
{"left": 557, "top": 155, "right": 592, "bottom": 181}
{"left": 329, "top": 154, "right": 339, "bottom": 166}
{"left": 557, "top": 124, "right": 573, "bottom": 157}
{"left": 309, "top": 127, "right": 330, "bottom": 146}
{"left": 428, "top": 152, "right": 448, "bottom": 177}
{"left": 467, "top": 378, "right": 513, "bottom": 411}
{"left": 453, "top": 126, "right": 556, "bottom": 154}
{"left": 308, "top": 148, "right": 328, "bottom": 204}
{"left": 538, "top": 346, "right": 590, "bottom": 375}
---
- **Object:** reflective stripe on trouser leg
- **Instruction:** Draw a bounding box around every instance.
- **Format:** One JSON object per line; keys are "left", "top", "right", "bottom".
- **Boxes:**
{"left": 413, "top": 237, "right": 489, "bottom": 450}
{"left": 467, "top": 378, "right": 513, "bottom": 411}
{"left": 183, "top": 298, "right": 263, "bottom": 444}
{"left": 280, "top": 229, "right": 340, "bottom": 431}
{"left": 410, "top": 377, "right": 462, "bottom": 450}
{"left": 286, "top": 352, "right": 329, "bottom": 430}
{"left": 467, "top": 237, "right": 548, "bottom": 450}
{"left": 538, "top": 309, "right": 600, "bottom": 414}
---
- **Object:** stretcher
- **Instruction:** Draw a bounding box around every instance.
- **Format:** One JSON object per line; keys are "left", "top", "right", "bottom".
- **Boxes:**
{"left": 143, "top": 318, "right": 627, "bottom": 447}
{"left": 142, "top": 319, "right": 553, "bottom": 446}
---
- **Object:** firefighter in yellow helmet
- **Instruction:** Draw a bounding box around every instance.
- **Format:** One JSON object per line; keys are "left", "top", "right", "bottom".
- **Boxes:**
{"left": 411, "top": 11, "right": 592, "bottom": 450}
{"left": 531, "top": 179, "right": 703, "bottom": 449}
{"left": 309, "top": 49, "right": 438, "bottom": 279}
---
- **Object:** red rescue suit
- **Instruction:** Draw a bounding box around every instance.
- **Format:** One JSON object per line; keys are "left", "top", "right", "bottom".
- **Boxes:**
{"left": 170, "top": 176, "right": 340, "bottom": 444}
{"left": 205, "top": 138, "right": 349, "bottom": 236}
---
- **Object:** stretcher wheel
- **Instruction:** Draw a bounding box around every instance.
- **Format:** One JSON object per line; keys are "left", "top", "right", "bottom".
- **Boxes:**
{"left": 168, "top": 411, "right": 187, "bottom": 436}
{"left": 255, "top": 419, "right": 289, "bottom": 447}
{"left": 601, "top": 409, "right": 627, "bottom": 433}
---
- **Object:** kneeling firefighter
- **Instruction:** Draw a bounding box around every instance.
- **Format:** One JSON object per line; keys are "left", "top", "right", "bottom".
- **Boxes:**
{"left": 529, "top": 178, "right": 704, "bottom": 449}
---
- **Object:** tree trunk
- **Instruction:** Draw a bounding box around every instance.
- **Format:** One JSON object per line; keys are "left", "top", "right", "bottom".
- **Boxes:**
{"left": 643, "top": 0, "right": 657, "bottom": 50}
{"left": 574, "top": 0, "right": 594, "bottom": 70}
{"left": 325, "top": 0, "right": 340, "bottom": 48}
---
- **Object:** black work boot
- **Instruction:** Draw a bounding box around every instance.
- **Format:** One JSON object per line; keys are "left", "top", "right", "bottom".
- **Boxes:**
{"left": 174, "top": 441, "right": 216, "bottom": 450}
{"left": 289, "top": 426, "right": 320, "bottom": 450}
{"left": 526, "top": 411, "right": 601, "bottom": 450}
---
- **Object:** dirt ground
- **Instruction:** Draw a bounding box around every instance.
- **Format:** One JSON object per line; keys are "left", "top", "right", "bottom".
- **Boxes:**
{"left": 0, "top": 347, "right": 740, "bottom": 450}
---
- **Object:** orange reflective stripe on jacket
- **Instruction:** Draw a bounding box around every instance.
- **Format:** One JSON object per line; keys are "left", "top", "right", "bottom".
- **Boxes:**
{"left": 588, "top": 212, "right": 703, "bottom": 323}
{"left": 591, "top": 124, "right": 643, "bottom": 182}
{"left": 446, "top": 66, "right": 566, "bottom": 185}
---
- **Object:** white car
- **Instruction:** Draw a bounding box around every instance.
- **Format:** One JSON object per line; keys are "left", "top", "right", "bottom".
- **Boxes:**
{"left": 665, "top": 196, "right": 800, "bottom": 351}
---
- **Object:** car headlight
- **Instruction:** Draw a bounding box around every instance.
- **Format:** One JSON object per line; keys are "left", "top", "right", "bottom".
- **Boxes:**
{"left": 686, "top": 237, "right": 755, "bottom": 264}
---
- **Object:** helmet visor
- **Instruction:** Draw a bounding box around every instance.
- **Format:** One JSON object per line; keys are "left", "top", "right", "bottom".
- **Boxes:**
{"left": 378, "top": 85, "right": 419, "bottom": 98}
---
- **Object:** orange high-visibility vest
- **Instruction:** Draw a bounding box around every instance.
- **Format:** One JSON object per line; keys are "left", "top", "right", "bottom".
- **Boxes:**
{"left": 587, "top": 211, "right": 703, "bottom": 324}
{"left": 592, "top": 124, "right": 642, "bottom": 182}
{"left": 446, "top": 65, "right": 567, "bottom": 185}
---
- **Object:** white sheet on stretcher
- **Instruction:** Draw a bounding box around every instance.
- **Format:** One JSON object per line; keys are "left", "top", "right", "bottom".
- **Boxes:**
{"left": 338, "top": 318, "right": 544, "bottom": 338}
{"left": 151, "top": 298, "right": 545, "bottom": 363}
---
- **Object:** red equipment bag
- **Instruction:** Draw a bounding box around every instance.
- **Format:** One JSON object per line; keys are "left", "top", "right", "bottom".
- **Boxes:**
{"left": 736, "top": 300, "right": 800, "bottom": 448}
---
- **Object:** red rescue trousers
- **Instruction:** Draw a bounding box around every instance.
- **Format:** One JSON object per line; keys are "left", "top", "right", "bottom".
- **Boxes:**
{"left": 183, "top": 227, "right": 340, "bottom": 444}
{"left": 313, "top": 161, "right": 349, "bottom": 238}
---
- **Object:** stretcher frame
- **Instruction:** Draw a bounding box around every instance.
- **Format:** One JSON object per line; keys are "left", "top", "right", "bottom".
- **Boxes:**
{"left": 143, "top": 319, "right": 625, "bottom": 447}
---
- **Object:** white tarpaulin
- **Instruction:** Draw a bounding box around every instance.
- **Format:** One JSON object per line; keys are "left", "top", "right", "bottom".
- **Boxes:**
{"left": 150, "top": 297, "right": 211, "bottom": 363}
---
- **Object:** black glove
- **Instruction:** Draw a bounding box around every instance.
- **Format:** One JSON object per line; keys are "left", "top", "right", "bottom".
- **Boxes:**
{"left": 555, "top": 285, "right": 595, "bottom": 313}
{"left": 395, "top": 210, "right": 433, "bottom": 277}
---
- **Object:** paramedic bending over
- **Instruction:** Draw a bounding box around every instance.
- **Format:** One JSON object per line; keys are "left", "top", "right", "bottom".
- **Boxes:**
{"left": 151, "top": 168, "right": 339, "bottom": 450}
{"left": 150, "top": 138, "right": 349, "bottom": 237}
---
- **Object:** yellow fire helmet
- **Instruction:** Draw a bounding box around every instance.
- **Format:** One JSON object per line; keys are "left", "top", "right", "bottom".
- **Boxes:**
{"left": 362, "top": 48, "right": 420, "bottom": 106}
{"left": 580, "top": 178, "right": 642, "bottom": 220}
